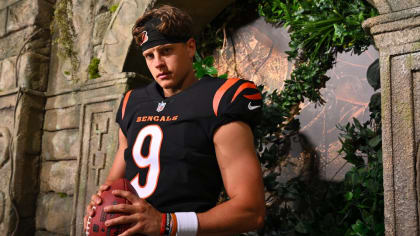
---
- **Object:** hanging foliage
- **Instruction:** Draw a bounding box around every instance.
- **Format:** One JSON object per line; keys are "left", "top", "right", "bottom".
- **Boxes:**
{"left": 196, "top": 0, "right": 382, "bottom": 235}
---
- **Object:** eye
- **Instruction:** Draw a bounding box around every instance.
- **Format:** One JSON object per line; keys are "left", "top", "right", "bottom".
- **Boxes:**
{"left": 144, "top": 53, "right": 154, "bottom": 60}
{"left": 161, "top": 47, "right": 172, "bottom": 55}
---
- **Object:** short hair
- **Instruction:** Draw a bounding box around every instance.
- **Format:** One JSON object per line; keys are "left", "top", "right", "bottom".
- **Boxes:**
{"left": 132, "top": 5, "right": 193, "bottom": 47}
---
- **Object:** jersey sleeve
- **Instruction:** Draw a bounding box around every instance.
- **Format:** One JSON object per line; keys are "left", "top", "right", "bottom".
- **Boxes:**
{"left": 115, "top": 97, "right": 126, "bottom": 136}
{"left": 115, "top": 90, "right": 133, "bottom": 137}
{"left": 209, "top": 79, "right": 262, "bottom": 137}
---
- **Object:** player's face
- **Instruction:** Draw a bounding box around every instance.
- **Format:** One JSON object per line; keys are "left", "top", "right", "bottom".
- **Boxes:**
{"left": 142, "top": 38, "right": 196, "bottom": 94}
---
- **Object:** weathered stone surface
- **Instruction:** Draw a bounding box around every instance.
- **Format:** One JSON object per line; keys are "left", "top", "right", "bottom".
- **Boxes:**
{"left": 71, "top": 0, "right": 94, "bottom": 83}
{"left": 0, "top": 126, "right": 12, "bottom": 233}
{"left": 0, "top": 26, "right": 38, "bottom": 60}
{"left": 364, "top": 5, "right": 420, "bottom": 236}
{"left": 7, "top": 0, "right": 53, "bottom": 32}
{"left": 0, "top": 0, "right": 21, "bottom": 10}
{"left": 373, "top": 25, "right": 420, "bottom": 49}
{"left": 35, "top": 230, "right": 66, "bottom": 236}
{"left": 0, "top": 109, "right": 14, "bottom": 129}
{"left": 18, "top": 52, "right": 50, "bottom": 91}
{"left": 44, "top": 106, "right": 80, "bottom": 131}
{"left": 46, "top": 45, "right": 80, "bottom": 94}
{"left": 14, "top": 94, "right": 45, "bottom": 154}
{"left": 0, "top": 8, "right": 6, "bottom": 37}
{"left": 94, "top": 0, "right": 119, "bottom": 15}
{"left": 13, "top": 154, "right": 40, "bottom": 218}
{"left": 36, "top": 193, "right": 72, "bottom": 235}
{"left": 0, "top": 128, "right": 11, "bottom": 168}
{"left": 378, "top": 0, "right": 420, "bottom": 14}
{"left": 99, "top": 0, "right": 153, "bottom": 74}
{"left": 42, "top": 129, "right": 79, "bottom": 160}
{"left": 93, "top": 12, "right": 111, "bottom": 46}
{"left": 45, "top": 92, "right": 79, "bottom": 110}
{"left": 73, "top": 99, "right": 121, "bottom": 235}
{"left": 40, "top": 160, "right": 77, "bottom": 194}
{"left": 0, "top": 57, "right": 17, "bottom": 91}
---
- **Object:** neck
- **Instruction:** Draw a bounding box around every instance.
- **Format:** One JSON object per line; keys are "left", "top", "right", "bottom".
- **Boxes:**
{"left": 162, "top": 70, "right": 198, "bottom": 97}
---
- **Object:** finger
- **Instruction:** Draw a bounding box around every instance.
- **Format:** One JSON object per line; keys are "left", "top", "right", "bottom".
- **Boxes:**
{"left": 91, "top": 194, "right": 102, "bottom": 205}
{"left": 104, "top": 203, "right": 135, "bottom": 214}
{"left": 112, "top": 189, "right": 142, "bottom": 204}
{"left": 105, "top": 214, "right": 139, "bottom": 227}
{"left": 99, "top": 184, "right": 110, "bottom": 191}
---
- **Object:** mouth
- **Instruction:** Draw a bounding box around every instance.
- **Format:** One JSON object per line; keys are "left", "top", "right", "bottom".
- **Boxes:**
{"left": 157, "top": 72, "right": 171, "bottom": 79}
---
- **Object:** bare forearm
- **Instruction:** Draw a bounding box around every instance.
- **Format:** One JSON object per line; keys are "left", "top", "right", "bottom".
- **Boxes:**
{"left": 197, "top": 198, "right": 265, "bottom": 236}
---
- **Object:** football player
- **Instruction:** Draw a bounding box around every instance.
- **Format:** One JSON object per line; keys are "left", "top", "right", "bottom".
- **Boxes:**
{"left": 84, "top": 5, "right": 265, "bottom": 236}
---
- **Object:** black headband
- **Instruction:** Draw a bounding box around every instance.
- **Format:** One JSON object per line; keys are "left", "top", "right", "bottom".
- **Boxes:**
{"left": 139, "top": 18, "right": 190, "bottom": 52}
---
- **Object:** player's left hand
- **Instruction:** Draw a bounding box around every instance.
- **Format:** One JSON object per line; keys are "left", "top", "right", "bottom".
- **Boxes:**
{"left": 104, "top": 189, "right": 162, "bottom": 236}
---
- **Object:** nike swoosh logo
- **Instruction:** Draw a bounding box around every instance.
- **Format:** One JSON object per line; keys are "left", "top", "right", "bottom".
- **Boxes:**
{"left": 248, "top": 102, "right": 261, "bottom": 110}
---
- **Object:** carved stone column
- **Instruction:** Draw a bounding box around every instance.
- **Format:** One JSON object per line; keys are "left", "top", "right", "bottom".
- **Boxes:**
{"left": 70, "top": 73, "right": 150, "bottom": 236}
{"left": 363, "top": 1, "right": 420, "bottom": 235}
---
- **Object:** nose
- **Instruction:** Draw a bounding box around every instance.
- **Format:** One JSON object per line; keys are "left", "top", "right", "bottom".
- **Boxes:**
{"left": 153, "top": 54, "right": 165, "bottom": 69}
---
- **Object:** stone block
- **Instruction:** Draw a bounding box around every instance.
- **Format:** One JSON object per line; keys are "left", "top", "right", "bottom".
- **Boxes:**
{"left": 45, "top": 92, "right": 79, "bottom": 110}
{"left": 7, "top": 0, "right": 53, "bottom": 33}
{"left": 40, "top": 160, "right": 77, "bottom": 194}
{"left": 0, "top": 96, "right": 15, "bottom": 113}
{"left": 44, "top": 106, "right": 80, "bottom": 131}
{"left": 18, "top": 52, "right": 49, "bottom": 91}
{"left": 46, "top": 48, "right": 80, "bottom": 95}
{"left": 0, "top": 26, "right": 37, "bottom": 60}
{"left": 93, "top": 12, "right": 111, "bottom": 46}
{"left": 1, "top": 53, "right": 49, "bottom": 92}
{"left": 0, "top": 8, "right": 6, "bottom": 37}
{"left": 0, "top": 0, "right": 21, "bottom": 10}
{"left": 0, "top": 57, "right": 17, "bottom": 91}
{"left": 13, "top": 154, "right": 40, "bottom": 218}
{"left": 42, "top": 129, "right": 79, "bottom": 160}
{"left": 36, "top": 193, "right": 72, "bottom": 235}
{"left": 35, "top": 230, "right": 66, "bottom": 236}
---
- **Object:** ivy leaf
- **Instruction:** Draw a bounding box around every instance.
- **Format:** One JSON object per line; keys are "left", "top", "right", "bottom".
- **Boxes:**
{"left": 345, "top": 191, "right": 353, "bottom": 201}
{"left": 205, "top": 67, "right": 218, "bottom": 75}
{"left": 368, "top": 135, "right": 381, "bottom": 148}
{"left": 219, "top": 73, "right": 228, "bottom": 79}
{"left": 295, "top": 221, "right": 309, "bottom": 234}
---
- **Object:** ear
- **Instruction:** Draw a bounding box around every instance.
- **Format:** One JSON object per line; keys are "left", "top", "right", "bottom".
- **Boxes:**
{"left": 186, "top": 38, "right": 196, "bottom": 58}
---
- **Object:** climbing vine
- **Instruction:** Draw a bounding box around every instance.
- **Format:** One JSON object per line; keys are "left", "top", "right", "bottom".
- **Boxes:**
{"left": 50, "top": 0, "right": 79, "bottom": 80}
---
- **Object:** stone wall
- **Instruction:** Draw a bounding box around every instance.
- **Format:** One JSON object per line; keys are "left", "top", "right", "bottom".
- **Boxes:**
{"left": 0, "top": 0, "right": 53, "bottom": 234}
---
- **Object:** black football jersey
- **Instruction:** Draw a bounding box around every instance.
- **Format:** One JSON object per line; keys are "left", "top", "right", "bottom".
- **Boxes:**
{"left": 115, "top": 75, "right": 262, "bottom": 213}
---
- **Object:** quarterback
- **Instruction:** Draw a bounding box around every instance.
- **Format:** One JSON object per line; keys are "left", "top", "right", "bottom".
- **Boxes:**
{"left": 84, "top": 4, "right": 265, "bottom": 236}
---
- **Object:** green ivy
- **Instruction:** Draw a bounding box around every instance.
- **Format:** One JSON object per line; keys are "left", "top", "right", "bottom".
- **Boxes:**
{"left": 88, "top": 57, "right": 101, "bottom": 80}
{"left": 110, "top": 4, "right": 119, "bottom": 13}
{"left": 193, "top": 53, "right": 227, "bottom": 79}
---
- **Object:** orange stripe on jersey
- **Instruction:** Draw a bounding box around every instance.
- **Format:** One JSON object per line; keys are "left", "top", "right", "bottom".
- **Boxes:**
{"left": 231, "top": 82, "right": 258, "bottom": 103}
{"left": 244, "top": 93, "right": 262, "bottom": 100}
{"left": 122, "top": 90, "right": 133, "bottom": 120}
{"left": 213, "top": 78, "right": 240, "bottom": 116}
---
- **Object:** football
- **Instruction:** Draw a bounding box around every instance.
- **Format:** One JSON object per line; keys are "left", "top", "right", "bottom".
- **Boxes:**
{"left": 86, "top": 178, "right": 138, "bottom": 236}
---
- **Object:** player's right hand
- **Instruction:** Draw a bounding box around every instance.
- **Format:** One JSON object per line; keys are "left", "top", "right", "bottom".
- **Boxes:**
{"left": 83, "top": 184, "right": 110, "bottom": 231}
